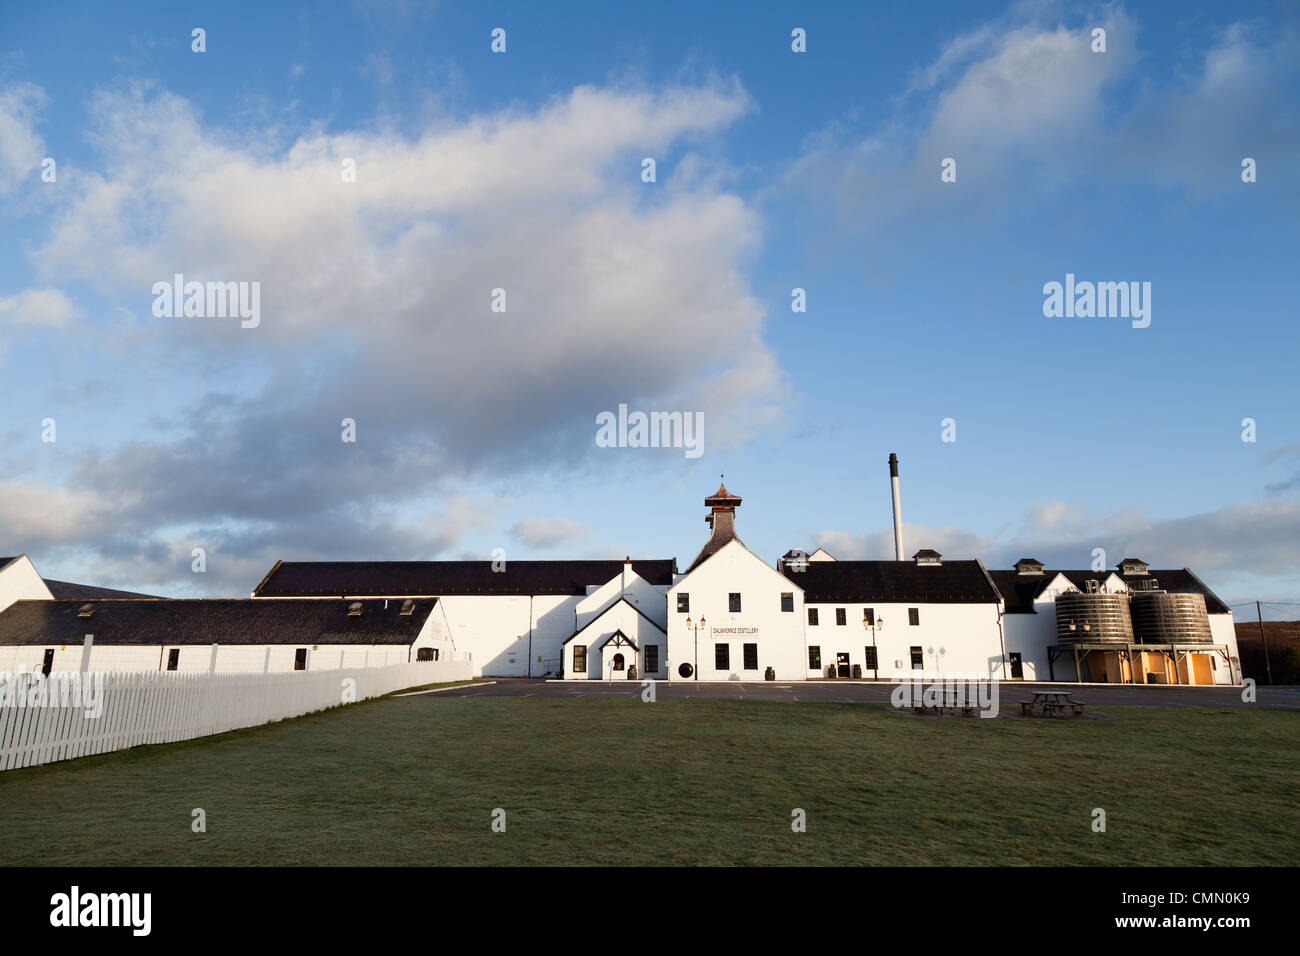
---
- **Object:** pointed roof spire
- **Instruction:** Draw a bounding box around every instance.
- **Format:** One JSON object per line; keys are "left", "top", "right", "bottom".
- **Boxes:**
{"left": 705, "top": 474, "right": 741, "bottom": 511}
{"left": 689, "top": 477, "right": 744, "bottom": 571}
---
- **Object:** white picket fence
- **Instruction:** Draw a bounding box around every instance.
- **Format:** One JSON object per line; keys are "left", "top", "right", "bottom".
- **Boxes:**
{"left": 0, "top": 658, "right": 472, "bottom": 771}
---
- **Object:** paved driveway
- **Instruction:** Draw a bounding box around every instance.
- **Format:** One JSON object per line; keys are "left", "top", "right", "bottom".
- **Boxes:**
{"left": 418, "top": 678, "right": 1300, "bottom": 709}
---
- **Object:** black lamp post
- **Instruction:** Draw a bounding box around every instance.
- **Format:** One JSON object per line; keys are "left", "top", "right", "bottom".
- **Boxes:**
{"left": 686, "top": 615, "right": 706, "bottom": 681}
{"left": 863, "top": 611, "right": 883, "bottom": 679}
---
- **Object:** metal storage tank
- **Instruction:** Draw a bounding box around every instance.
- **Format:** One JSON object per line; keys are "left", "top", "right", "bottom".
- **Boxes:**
{"left": 1130, "top": 592, "right": 1212, "bottom": 644}
{"left": 1055, "top": 592, "right": 1134, "bottom": 643}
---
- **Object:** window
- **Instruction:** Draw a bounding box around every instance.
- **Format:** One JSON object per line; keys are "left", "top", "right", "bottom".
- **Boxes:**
{"left": 612, "top": 653, "right": 625, "bottom": 671}
{"left": 573, "top": 645, "right": 587, "bottom": 672}
{"left": 835, "top": 607, "right": 847, "bottom": 626}
{"left": 780, "top": 592, "right": 794, "bottom": 612}
{"left": 864, "top": 608, "right": 875, "bottom": 626}
{"left": 417, "top": 647, "right": 435, "bottom": 662}
{"left": 864, "top": 646, "right": 878, "bottom": 671}
{"left": 645, "top": 645, "right": 659, "bottom": 673}
{"left": 808, "top": 607, "right": 819, "bottom": 625}
{"left": 167, "top": 648, "right": 180, "bottom": 671}
{"left": 910, "top": 646, "right": 923, "bottom": 669}
{"left": 909, "top": 607, "right": 920, "bottom": 626}
{"left": 294, "top": 648, "right": 307, "bottom": 671}
{"left": 677, "top": 593, "right": 689, "bottom": 613}
{"left": 743, "top": 643, "right": 758, "bottom": 670}
{"left": 715, "top": 643, "right": 730, "bottom": 669}
{"left": 808, "top": 646, "right": 821, "bottom": 670}
{"left": 729, "top": 592, "right": 742, "bottom": 613}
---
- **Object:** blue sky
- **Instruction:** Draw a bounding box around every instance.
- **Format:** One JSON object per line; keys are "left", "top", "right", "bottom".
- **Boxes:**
{"left": 1, "top": 0, "right": 1297, "bottom": 617}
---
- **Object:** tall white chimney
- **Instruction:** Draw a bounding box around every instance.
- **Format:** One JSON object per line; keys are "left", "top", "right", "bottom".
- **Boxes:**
{"left": 889, "top": 453, "right": 904, "bottom": 561}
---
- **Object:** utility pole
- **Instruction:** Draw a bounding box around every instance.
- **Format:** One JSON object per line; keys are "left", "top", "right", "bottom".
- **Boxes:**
{"left": 1257, "top": 601, "right": 1273, "bottom": 685}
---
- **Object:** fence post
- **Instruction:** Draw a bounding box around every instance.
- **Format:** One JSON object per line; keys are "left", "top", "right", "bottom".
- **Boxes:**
{"left": 209, "top": 643, "right": 219, "bottom": 675}
{"left": 80, "top": 634, "right": 94, "bottom": 672}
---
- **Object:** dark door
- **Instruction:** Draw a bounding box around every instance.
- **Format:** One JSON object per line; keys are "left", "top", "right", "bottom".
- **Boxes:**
{"left": 294, "top": 648, "right": 307, "bottom": 671}
{"left": 836, "top": 652, "right": 850, "bottom": 678}
{"left": 1009, "top": 652, "right": 1024, "bottom": 680}
{"left": 42, "top": 649, "right": 54, "bottom": 677}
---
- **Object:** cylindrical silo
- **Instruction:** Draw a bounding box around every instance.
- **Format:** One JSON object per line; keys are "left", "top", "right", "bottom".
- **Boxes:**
{"left": 1055, "top": 592, "right": 1134, "bottom": 643}
{"left": 1130, "top": 592, "right": 1212, "bottom": 644}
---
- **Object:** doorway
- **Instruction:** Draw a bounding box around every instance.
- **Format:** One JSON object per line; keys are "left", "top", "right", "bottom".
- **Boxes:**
{"left": 1009, "top": 652, "right": 1023, "bottom": 680}
{"left": 836, "top": 652, "right": 850, "bottom": 678}
{"left": 42, "top": 649, "right": 54, "bottom": 677}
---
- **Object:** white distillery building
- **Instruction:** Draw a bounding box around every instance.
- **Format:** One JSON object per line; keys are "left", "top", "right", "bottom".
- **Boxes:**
{"left": 0, "top": 457, "right": 1242, "bottom": 684}
{"left": 0, "top": 595, "right": 454, "bottom": 675}
{"left": 251, "top": 558, "right": 675, "bottom": 680}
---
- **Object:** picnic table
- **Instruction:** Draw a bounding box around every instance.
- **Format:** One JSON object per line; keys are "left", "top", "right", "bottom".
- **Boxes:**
{"left": 913, "top": 687, "right": 978, "bottom": 717}
{"left": 1019, "top": 690, "right": 1086, "bottom": 718}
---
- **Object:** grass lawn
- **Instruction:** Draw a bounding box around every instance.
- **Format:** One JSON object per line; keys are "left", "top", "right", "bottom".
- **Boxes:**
{"left": 1, "top": 694, "right": 1295, "bottom": 866}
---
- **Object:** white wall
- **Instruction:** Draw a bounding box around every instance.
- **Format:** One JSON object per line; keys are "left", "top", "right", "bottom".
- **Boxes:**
{"left": 666, "top": 540, "right": 806, "bottom": 681}
{"left": 1208, "top": 613, "right": 1240, "bottom": 685}
{"left": 529, "top": 594, "right": 583, "bottom": 678}
{"left": 0, "top": 557, "right": 53, "bottom": 613}
{"left": 437, "top": 593, "right": 590, "bottom": 678}
{"left": 437, "top": 595, "right": 533, "bottom": 677}
{"left": 0, "top": 642, "right": 423, "bottom": 675}
{"left": 575, "top": 567, "right": 667, "bottom": 631}
{"left": 806, "top": 600, "right": 1003, "bottom": 678}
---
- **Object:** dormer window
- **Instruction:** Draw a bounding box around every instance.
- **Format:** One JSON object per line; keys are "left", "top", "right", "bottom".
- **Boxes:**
{"left": 1117, "top": 558, "right": 1149, "bottom": 575}
{"left": 912, "top": 549, "right": 942, "bottom": 566}
{"left": 1014, "top": 558, "right": 1045, "bottom": 575}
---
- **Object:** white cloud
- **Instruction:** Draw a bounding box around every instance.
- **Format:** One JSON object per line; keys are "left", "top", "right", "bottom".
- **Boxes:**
{"left": 6, "top": 79, "right": 785, "bottom": 593}
{"left": 0, "top": 287, "right": 76, "bottom": 327}
{"left": 34, "top": 82, "right": 778, "bottom": 464}
{"left": 508, "top": 517, "right": 590, "bottom": 549}
{"left": 0, "top": 82, "right": 46, "bottom": 196}
{"left": 0, "top": 481, "right": 106, "bottom": 543}
{"left": 782, "top": 10, "right": 1300, "bottom": 231}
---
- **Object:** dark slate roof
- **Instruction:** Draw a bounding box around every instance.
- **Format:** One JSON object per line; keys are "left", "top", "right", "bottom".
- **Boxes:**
{"left": 687, "top": 528, "right": 740, "bottom": 572}
{"left": 0, "top": 599, "right": 435, "bottom": 647}
{"left": 988, "top": 569, "right": 1231, "bottom": 615}
{"left": 43, "top": 579, "right": 162, "bottom": 600}
{"left": 253, "top": 559, "right": 676, "bottom": 597}
{"left": 988, "top": 571, "right": 1051, "bottom": 614}
{"left": 0, "top": 556, "right": 19, "bottom": 571}
{"left": 782, "top": 560, "right": 1000, "bottom": 604}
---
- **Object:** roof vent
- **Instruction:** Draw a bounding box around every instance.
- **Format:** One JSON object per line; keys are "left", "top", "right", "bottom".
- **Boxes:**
{"left": 348, "top": 602, "right": 363, "bottom": 617}
{"left": 913, "top": 549, "right": 942, "bottom": 566}
{"left": 78, "top": 603, "right": 96, "bottom": 618}
{"left": 399, "top": 599, "right": 415, "bottom": 616}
